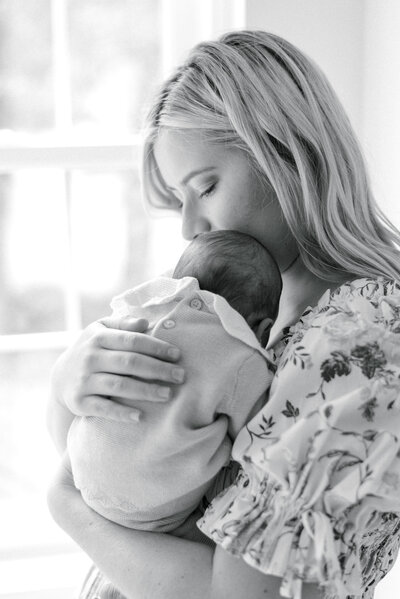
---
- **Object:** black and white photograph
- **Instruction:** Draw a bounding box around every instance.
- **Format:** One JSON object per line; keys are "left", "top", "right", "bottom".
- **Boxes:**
{"left": 1, "top": 1, "right": 400, "bottom": 598}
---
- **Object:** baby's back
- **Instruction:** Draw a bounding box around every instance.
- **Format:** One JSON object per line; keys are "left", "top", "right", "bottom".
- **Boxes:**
{"left": 68, "top": 277, "right": 273, "bottom": 531}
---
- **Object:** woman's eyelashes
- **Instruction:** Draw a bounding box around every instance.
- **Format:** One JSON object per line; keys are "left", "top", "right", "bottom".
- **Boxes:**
{"left": 170, "top": 182, "right": 217, "bottom": 209}
{"left": 199, "top": 182, "right": 217, "bottom": 199}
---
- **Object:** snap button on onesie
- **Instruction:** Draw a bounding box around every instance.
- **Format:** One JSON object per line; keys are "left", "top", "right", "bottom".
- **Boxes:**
{"left": 190, "top": 298, "right": 203, "bottom": 310}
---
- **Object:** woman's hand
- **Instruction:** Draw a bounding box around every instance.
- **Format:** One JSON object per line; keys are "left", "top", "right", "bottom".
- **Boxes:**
{"left": 51, "top": 316, "right": 184, "bottom": 423}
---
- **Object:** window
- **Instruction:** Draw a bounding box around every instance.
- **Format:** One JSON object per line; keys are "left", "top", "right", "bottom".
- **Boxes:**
{"left": 0, "top": 1, "right": 245, "bottom": 597}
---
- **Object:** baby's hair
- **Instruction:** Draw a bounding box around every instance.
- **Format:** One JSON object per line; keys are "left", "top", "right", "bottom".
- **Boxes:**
{"left": 142, "top": 30, "right": 400, "bottom": 282}
{"left": 172, "top": 230, "right": 282, "bottom": 321}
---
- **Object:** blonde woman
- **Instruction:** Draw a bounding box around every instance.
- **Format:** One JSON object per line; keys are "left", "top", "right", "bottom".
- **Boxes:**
{"left": 47, "top": 31, "right": 400, "bottom": 599}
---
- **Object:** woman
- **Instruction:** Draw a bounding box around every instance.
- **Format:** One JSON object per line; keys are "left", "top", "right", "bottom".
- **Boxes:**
{"left": 47, "top": 30, "right": 400, "bottom": 599}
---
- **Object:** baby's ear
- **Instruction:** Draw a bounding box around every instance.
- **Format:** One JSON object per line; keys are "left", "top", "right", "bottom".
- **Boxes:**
{"left": 256, "top": 317, "right": 274, "bottom": 347}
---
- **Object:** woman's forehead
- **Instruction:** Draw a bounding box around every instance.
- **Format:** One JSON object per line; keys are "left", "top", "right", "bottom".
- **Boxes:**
{"left": 153, "top": 128, "right": 238, "bottom": 185}
{"left": 154, "top": 128, "right": 216, "bottom": 162}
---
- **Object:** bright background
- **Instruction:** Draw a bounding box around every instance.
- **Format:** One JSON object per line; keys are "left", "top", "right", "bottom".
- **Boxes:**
{"left": 0, "top": 1, "right": 399, "bottom": 598}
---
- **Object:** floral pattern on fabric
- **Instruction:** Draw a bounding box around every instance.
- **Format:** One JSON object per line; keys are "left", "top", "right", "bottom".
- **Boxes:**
{"left": 198, "top": 278, "right": 400, "bottom": 599}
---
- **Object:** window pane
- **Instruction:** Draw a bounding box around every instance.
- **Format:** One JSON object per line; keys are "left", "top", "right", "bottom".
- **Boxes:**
{"left": 0, "top": 171, "right": 67, "bottom": 335}
{"left": 69, "top": 0, "right": 162, "bottom": 133}
{"left": 70, "top": 169, "right": 151, "bottom": 326}
{"left": 0, "top": 0, "right": 162, "bottom": 136}
{"left": 0, "top": 347, "right": 92, "bottom": 596}
{"left": 0, "top": 348, "right": 65, "bottom": 549}
{"left": 0, "top": 0, "right": 53, "bottom": 133}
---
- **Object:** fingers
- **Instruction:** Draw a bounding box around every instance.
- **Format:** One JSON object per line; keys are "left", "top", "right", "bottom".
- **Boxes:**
{"left": 98, "top": 316, "right": 149, "bottom": 333}
{"left": 60, "top": 317, "right": 185, "bottom": 421}
{"left": 93, "top": 351, "right": 185, "bottom": 385}
{"left": 68, "top": 370, "right": 175, "bottom": 420}
{"left": 89, "top": 369, "right": 175, "bottom": 402}
{"left": 83, "top": 395, "right": 142, "bottom": 423}
{"left": 93, "top": 324, "right": 181, "bottom": 362}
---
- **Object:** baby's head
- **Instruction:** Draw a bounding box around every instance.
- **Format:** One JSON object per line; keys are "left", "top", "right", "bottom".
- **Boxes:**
{"left": 173, "top": 230, "right": 282, "bottom": 347}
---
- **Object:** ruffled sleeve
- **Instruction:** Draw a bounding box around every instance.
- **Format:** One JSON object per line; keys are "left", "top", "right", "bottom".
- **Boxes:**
{"left": 197, "top": 278, "right": 400, "bottom": 599}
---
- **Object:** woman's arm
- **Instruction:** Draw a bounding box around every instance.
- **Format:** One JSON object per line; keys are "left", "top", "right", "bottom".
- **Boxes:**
{"left": 48, "top": 455, "right": 213, "bottom": 599}
{"left": 48, "top": 456, "right": 324, "bottom": 599}
{"left": 47, "top": 349, "right": 78, "bottom": 454}
{"left": 47, "top": 316, "right": 183, "bottom": 453}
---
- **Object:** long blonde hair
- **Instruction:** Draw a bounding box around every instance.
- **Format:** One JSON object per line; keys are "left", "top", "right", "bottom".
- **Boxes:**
{"left": 141, "top": 30, "right": 400, "bottom": 282}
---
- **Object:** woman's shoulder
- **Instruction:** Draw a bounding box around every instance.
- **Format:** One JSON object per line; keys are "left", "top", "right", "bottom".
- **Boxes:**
{"left": 314, "top": 275, "right": 400, "bottom": 313}
{"left": 276, "top": 276, "right": 400, "bottom": 357}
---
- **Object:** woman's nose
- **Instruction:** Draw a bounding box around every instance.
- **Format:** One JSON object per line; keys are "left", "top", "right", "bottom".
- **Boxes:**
{"left": 181, "top": 203, "right": 211, "bottom": 241}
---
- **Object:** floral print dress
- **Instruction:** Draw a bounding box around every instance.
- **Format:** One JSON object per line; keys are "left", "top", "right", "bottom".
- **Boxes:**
{"left": 198, "top": 277, "right": 400, "bottom": 599}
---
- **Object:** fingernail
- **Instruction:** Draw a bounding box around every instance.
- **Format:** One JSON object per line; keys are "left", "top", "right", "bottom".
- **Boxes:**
{"left": 130, "top": 412, "right": 140, "bottom": 422}
{"left": 168, "top": 347, "right": 180, "bottom": 359}
{"left": 157, "top": 386, "right": 171, "bottom": 399}
{"left": 172, "top": 367, "right": 185, "bottom": 382}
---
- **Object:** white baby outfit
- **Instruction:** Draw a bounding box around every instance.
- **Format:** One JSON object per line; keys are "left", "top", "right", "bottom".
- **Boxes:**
{"left": 68, "top": 276, "right": 274, "bottom": 532}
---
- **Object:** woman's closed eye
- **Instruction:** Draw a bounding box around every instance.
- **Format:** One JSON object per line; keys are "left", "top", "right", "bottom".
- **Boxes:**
{"left": 199, "top": 182, "right": 217, "bottom": 199}
{"left": 167, "top": 181, "right": 217, "bottom": 210}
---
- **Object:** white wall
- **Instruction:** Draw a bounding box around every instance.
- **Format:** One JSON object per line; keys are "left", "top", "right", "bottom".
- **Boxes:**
{"left": 363, "top": 0, "right": 400, "bottom": 229}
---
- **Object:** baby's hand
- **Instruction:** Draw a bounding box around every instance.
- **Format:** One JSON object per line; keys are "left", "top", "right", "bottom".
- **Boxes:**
{"left": 50, "top": 316, "right": 184, "bottom": 423}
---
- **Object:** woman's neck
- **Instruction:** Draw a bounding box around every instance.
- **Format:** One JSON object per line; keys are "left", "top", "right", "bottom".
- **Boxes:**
{"left": 282, "top": 255, "right": 327, "bottom": 305}
{"left": 268, "top": 256, "right": 346, "bottom": 348}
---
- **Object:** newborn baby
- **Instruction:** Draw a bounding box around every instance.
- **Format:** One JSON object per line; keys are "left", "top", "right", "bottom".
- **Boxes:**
{"left": 68, "top": 230, "right": 282, "bottom": 533}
